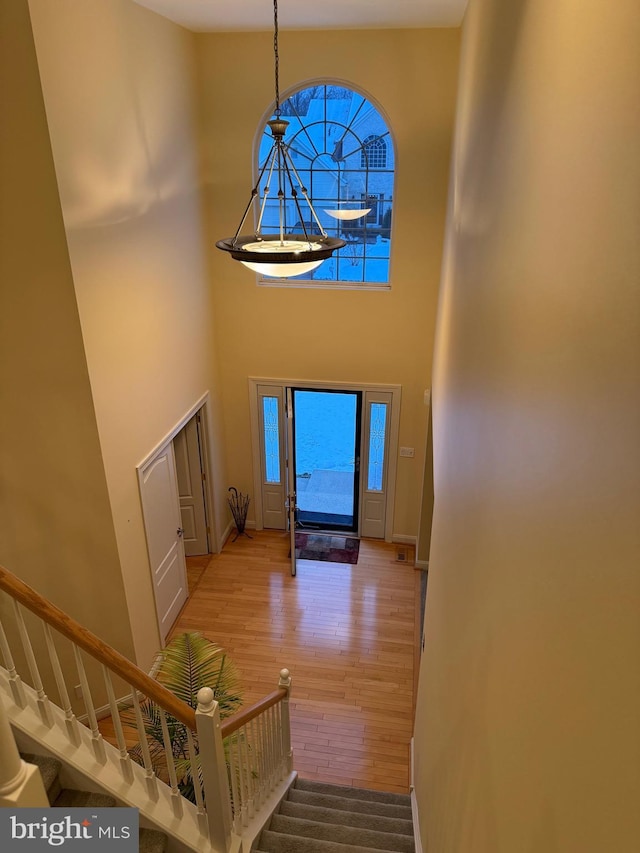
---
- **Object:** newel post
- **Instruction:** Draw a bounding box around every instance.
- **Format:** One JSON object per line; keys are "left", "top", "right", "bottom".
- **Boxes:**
{"left": 196, "top": 688, "right": 233, "bottom": 853}
{"left": 278, "top": 668, "right": 293, "bottom": 773}
{"left": 0, "top": 696, "right": 48, "bottom": 807}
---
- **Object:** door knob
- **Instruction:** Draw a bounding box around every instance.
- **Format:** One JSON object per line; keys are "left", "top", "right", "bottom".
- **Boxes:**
{"left": 177, "top": 527, "right": 184, "bottom": 538}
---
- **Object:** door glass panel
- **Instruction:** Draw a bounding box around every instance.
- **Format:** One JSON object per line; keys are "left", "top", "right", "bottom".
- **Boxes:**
{"left": 262, "top": 396, "right": 281, "bottom": 484}
{"left": 367, "top": 402, "right": 387, "bottom": 491}
{"left": 293, "top": 389, "right": 360, "bottom": 532}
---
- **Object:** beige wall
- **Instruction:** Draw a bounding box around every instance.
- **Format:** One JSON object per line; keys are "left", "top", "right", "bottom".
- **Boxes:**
{"left": 197, "top": 29, "right": 460, "bottom": 539}
{"left": 27, "top": 0, "right": 226, "bottom": 668}
{"left": 0, "top": 1, "right": 134, "bottom": 664}
{"left": 414, "top": 0, "right": 640, "bottom": 850}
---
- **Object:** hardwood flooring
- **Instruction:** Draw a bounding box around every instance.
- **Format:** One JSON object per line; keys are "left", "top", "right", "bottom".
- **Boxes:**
{"left": 172, "top": 530, "right": 419, "bottom": 794}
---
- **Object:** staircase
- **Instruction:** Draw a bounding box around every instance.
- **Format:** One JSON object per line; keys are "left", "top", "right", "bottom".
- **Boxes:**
{"left": 255, "top": 778, "right": 415, "bottom": 853}
{"left": 22, "top": 753, "right": 168, "bottom": 853}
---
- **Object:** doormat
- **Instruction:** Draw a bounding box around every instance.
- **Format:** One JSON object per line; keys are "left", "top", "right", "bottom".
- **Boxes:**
{"left": 293, "top": 533, "right": 360, "bottom": 564}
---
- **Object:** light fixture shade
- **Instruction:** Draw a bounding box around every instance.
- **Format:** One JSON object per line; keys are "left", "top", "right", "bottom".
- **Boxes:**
{"left": 216, "top": 234, "right": 345, "bottom": 278}
{"left": 324, "top": 208, "right": 372, "bottom": 220}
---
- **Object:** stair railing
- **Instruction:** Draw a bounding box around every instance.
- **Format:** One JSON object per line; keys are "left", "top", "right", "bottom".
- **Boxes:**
{"left": 0, "top": 564, "right": 293, "bottom": 852}
{"left": 219, "top": 668, "right": 292, "bottom": 833}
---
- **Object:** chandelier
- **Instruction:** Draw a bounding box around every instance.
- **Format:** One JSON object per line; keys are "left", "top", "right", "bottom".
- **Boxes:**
{"left": 215, "top": 0, "right": 346, "bottom": 278}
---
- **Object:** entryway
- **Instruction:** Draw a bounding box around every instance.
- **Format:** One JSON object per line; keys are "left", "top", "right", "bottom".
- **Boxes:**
{"left": 250, "top": 378, "right": 400, "bottom": 543}
{"left": 292, "top": 388, "right": 361, "bottom": 533}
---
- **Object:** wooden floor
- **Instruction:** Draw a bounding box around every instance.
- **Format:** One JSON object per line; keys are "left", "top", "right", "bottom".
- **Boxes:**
{"left": 173, "top": 530, "right": 419, "bottom": 794}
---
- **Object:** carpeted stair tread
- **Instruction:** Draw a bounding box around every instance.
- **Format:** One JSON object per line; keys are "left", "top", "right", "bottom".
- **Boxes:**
{"left": 258, "top": 830, "right": 402, "bottom": 853}
{"left": 19, "top": 751, "right": 169, "bottom": 850}
{"left": 139, "top": 828, "right": 169, "bottom": 852}
{"left": 279, "top": 799, "right": 414, "bottom": 836}
{"left": 295, "top": 778, "right": 411, "bottom": 807}
{"left": 288, "top": 788, "right": 412, "bottom": 820}
{"left": 268, "top": 814, "right": 415, "bottom": 852}
{"left": 54, "top": 789, "right": 118, "bottom": 808}
{"left": 20, "top": 753, "right": 62, "bottom": 804}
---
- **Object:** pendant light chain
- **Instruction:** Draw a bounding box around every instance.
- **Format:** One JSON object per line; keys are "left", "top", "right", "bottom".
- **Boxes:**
{"left": 273, "top": 0, "right": 281, "bottom": 116}
{"left": 215, "top": 0, "right": 346, "bottom": 273}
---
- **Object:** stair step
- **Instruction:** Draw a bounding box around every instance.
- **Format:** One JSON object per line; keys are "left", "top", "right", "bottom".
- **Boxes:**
{"left": 20, "top": 749, "right": 170, "bottom": 849}
{"left": 259, "top": 830, "right": 402, "bottom": 853}
{"left": 288, "top": 788, "right": 413, "bottom": 821}
{"left": 295, "top": 778, "right": 412, "bottom": 807}
{"left": 21, "top": 752, "right": 62, "bottom": 805}
{"left": 268, "top": 814, "right": 415, "bottom": 852}
{"left": 54, "top": 789, "right": 118, "bottom": 808}
{"left": 139, "top": 828, "right": 169, "bottom": 853}
{"left": 280, "top": 799, "right": 414, "bottom": 836}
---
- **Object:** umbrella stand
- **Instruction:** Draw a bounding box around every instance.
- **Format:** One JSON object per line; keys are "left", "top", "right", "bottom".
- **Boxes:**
{"left": 227, "top": 487, "right": 252, "bottom": 542}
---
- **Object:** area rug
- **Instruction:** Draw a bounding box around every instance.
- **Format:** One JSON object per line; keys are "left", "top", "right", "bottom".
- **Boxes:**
{"left": 293, "top": 533, "right": 360, "bottom": 564}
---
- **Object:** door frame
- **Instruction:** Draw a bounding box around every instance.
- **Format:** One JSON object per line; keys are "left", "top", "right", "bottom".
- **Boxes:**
{"left": 249, "top": 377, "right": 401, "bottom": 542}
{"left": 137, "top": 393, "right": 218, "bottom": 641}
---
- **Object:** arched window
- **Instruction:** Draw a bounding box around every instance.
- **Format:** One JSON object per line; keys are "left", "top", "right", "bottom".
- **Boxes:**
{"left": 256, "top": 83, "right": 395, "bottom": 286}
{"left": 361, "top": 135, "right": 387, "bottom": 169}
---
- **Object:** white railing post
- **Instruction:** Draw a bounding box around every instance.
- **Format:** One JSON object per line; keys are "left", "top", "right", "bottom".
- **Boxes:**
{"left": 196, "top": 687, "right": 233, "bottom": 853}
{"left": 0, "top": 696, "right": 48, "bottom": 808}
{"left": 278, "top": 668, "right": 293, "bottom": 773}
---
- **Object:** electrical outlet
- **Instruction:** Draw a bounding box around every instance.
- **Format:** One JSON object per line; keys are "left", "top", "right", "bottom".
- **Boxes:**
{"left": 74, "top": 684, "right": 83, "bottom": 699}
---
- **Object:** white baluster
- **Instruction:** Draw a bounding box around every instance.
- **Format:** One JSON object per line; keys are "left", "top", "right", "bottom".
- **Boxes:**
{"left": 43, "top": 624, "right": 80, "bottom": 746}
{"left": 0, "top": 616, "right": 26, "bottom": 707}
{"left": 73, "top": 645, "right": 106, "bottom": 763}
{"left": 12, "top": 601, "right": 52, "bottom": 727}
{"left": 240, "top": 722, "right": 254, "bottom": 820}
{"left": 186, "top": 728, "right": 208, "bottom": 839}
{"left": 227, "top": 728, "right": 241, "bottom": 833}
{"left": 130, "top": 690, "right": 159, "bottom": 801}
{"left": 236, "top": 723, "right": 248, "bottom": 826}
{"left": 278, "top": 668, "right": 293, "bottom": 774}
{"left": 195, "top": 687, "right": 233, "bottom": 852}
{"left": 158, "top": 708, "right": 183, "bottom": 819}
{"left": 268, "top": 704, "right": 278, "bottom": 787}
{"left": 249, "top": 717, "right": 260, "bottom": 807}
{"left": 258, "top": 711, "right": 268, "bottom": 801}
{"left": 102, "top": 667, "right": 133, "bottom": 783}
{"left": 262, "top": 706, "right": 273, "bottom": 789}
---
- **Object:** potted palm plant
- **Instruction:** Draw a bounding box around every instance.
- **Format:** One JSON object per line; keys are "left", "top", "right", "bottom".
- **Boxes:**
{"left": 125, "top": 632, "right": 243, "bottom": 802}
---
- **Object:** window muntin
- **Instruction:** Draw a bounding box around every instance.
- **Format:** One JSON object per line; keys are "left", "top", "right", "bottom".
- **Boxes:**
{"left": 361, "top": 135, "right": 387, "bottom": 169}
{"left": 257, "top": 84, "right": 395, "bottom": 286}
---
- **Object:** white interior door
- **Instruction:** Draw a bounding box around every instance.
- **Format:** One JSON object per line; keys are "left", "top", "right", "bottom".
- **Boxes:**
{"left": 138, "top": 442, "right": 188, "bottom": 644}
{"left": 174, "top": 414, "right": 209, "bottom": 556}
{"left": 286, "top": 388, "right": 297, "bottom": 577}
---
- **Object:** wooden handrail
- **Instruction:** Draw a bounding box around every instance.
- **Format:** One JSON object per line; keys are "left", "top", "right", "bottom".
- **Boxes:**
{"left": 220, "top": 687, "right": 287, "bottom": 738}
{"left": 0, "top": 565, "right": 196, "bottom": 729}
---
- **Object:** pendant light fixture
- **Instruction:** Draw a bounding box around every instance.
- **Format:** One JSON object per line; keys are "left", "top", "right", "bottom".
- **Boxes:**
{"left": 215, "top": 0, "right": 346, "bottom": 278}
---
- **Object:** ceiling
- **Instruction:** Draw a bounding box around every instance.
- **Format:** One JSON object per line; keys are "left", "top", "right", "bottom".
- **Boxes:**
{"left": 132, "top": 0, "right": 468, "bottom": 32}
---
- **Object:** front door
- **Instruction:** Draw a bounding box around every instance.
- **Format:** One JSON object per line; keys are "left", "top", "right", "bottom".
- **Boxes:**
{"left": 291, "top": 388, "right": 361, "bottom": 533}
{"left": 253, "top": 380, "right": 397, "bottom": 540}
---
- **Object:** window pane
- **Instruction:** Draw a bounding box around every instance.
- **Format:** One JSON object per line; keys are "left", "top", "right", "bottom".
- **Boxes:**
{"left": 367, "top": 403, "right": 387, "bottom": 491}
{"left": 257, "top": 83, "right": 395, "bottom": 287}
{"left": 262, "top": 397, "right": 280, "bottom": 483}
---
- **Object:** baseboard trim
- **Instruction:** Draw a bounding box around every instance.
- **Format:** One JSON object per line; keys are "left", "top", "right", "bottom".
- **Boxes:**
{"left": 415, "top": 559, "right": 429, "bottom": 570}
{"left": 411, "top": 787, "right": 423, "bottom": 853}
{"left": 410, "top": 737, "right": 423, "bottom": 853}
{"left": 392, "top": 534, "right": 418, "bottom": 546}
